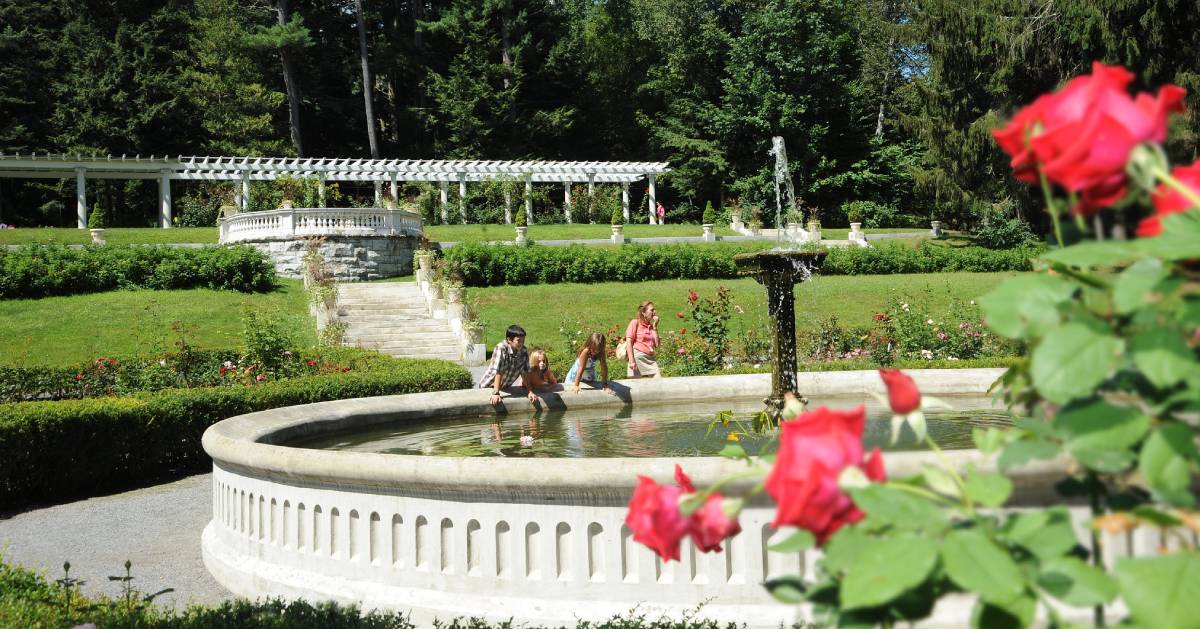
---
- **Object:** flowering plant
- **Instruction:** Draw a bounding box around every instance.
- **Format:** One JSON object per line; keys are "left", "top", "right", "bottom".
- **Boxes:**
{"left": 626, "top": 64, "right": 1200, "bottom": 628}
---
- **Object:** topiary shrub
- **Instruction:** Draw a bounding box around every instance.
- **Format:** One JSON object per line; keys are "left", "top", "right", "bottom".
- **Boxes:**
{"left": 702, "top": 202, "right": 716, "bottom": 225}
{"left": 839, "top": 200, "right": 896, "bottom": 228}
{"left": 87, "top": 202, "right": 107, "bottom": 229}
{"left": 515, "top": 207, "right": 527, "bottom": 227}
{"left": 611, "top": 206, "right": 623, "bottom": 225}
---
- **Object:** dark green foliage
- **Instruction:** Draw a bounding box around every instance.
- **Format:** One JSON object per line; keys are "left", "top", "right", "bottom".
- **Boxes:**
{"left": 0, "top": 357, "right": 471, "bottom": 505}
{"left": 0, "top": 245, "right": 276, "bottom": 298}
{"left": 87, "top": 203, "right": 107, "bottom": 229}
{"left": 701, "top": 202, "right": 716, "bottom": 225}
{"left": 443, "top": 242, "right": 1038, "bottom": 287}
{"left": 973, "top": 215, "right": 1038, "bottom": 250}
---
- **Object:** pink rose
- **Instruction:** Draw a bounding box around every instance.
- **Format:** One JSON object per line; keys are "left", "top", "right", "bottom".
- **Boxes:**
{"left": 879, "top": 368, "right": 921, "bottom": 414}
{"left": 764, "top": 406, "right": 885, "bottom": 544}
{"left": 1137, "top": 160, "right": 1200, "bottom": 237}
{"left": 625, "top": 473, "right": 690, "bottom": 561}
{"left": 689, "top": 493, "right": 742, "bottom": 552}
{"left": 992, "top": 62, "right": 1186, "bottom": 216}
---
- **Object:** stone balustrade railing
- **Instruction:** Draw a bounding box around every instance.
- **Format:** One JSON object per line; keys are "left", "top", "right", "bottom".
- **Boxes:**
{"left": 219, "top": 208, "right": 422, "bottom": 244}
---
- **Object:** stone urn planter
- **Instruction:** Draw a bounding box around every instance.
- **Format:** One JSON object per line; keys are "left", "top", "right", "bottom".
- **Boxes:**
{"left": 701, "top": 223, "right": 715, "bottom": 242}
{"left": 807, "top": 219, "right": 822, "bottom": 243}
{"left": 849, "top": 222, "right": 864, "bottom": 242}
{"left": 786, "top": 222, "right": 803, "bottom": 239}
{"left": 730, "top": 212, "right": 743, "bottom": 231}
{"left": 611, "top": 224, "right": 624, "bottom": 244}
{"left": 931, "top": 220, "right": 943, "bottom": 237}
{"left": 89, "top": 228, "right": 106, "bottom": 245}
{"left": 446, "top": 286, "right": 464, "bottom": 304}
{"left": 515, "top": 225, "right": 529, "bottom": 244}
{"left": 465, "top": 325, "right": 484, "bottom": 345}
{"left": 280, "top": 199, "right": 294, "bottom": 210}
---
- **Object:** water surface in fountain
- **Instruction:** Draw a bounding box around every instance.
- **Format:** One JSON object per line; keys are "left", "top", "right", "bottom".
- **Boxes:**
{"left": 286, "top": 395, "right": 1010, "bottom": 458}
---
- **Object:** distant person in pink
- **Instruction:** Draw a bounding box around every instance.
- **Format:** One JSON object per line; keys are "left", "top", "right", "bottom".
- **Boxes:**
{"left": 656, "top": 201, "right": 666, "bottom": 224}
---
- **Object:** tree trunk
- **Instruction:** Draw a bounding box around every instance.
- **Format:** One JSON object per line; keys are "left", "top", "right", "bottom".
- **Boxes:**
{"left": 275, "top": 0, "right": 304, "bottom": 156}
{"left": 500, "top": 1, "right": 512, "bottom": 90}
{"left": 413, "top": 0, "right": 426, "bottom": 155}
{"left": 355, "top": 0, "right": 380, "bottom": 158}
{"left": 874, "top": 36, "right": 896, "bottom": 138}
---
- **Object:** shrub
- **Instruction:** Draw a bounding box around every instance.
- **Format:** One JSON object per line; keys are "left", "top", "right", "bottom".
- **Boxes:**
{"left": 611, "top": 205, "right": 622, "bottom": 225}
{"left": 839, "top": 200, "right": 896, "bottom": 228}
{"left": 515, "top": 207, "right": 527, "bottom": 227}
{"left": 0, "top": 356, "right": 471, "bottom": 505}
{"left": 0, "top": 244, "right": 276, "bottom": 298}
{"left": 442, "top": 241, "right": 1040, "bottom": 287}
{"left": 87, "top": 202, "right": 107, "bottom": 229}
{"left": 973, "top": 214, "right": 1038, "bottom": 249}
{"left": 702, "top": 202, "right": 716, "bottom": 225}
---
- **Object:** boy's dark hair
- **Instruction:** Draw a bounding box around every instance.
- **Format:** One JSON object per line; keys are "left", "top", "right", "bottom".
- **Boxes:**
{"left": 505, "top": 324, "right": 526, "bottom": 340}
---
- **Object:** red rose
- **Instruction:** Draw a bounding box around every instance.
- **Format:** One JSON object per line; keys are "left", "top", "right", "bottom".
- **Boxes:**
{"left": 688, "top": 290, "right": 698, "bottom": 303}
{"left": 993, "top": 62, "right": 1186, "bottom": 216}
{"left": 218, "top": 366, "right": 226, "bottom": 376}
{"left": 764, "top": 406, "right": 885, "bottom": 544}
{"left": 1137, "top": 160, "right": 1200, "bottom": 237}
{"left": 676, "top": 311, "right": 685, "bottom": 318}
{"left": 689, "top": 493, "right": 742, "bottom": 552}
{"left": 75, "top": 373, "right": 83, "bottom": 381}
{"left": 879, "top": 368, "right": 921, "bottom": 414}
{"left": 680, "top": 328, "right": 686, "bottom": 335}
{"left": 306, "top": 359, "right": 317, "bottom": 367}
{"left": 625, "top": 474, "right": 690, "bottom": 561}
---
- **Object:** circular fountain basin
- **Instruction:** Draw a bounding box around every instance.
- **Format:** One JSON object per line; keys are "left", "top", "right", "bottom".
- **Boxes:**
{"left": 200, "top": 370, "right": 1147, "bottom": 627}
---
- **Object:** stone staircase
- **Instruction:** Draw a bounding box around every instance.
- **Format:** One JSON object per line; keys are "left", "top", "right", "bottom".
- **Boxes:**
{"left": 333, "top": 282, "right": 464, "bottom": 362}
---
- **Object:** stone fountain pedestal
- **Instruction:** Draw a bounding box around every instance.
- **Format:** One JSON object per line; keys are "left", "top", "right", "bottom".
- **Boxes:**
{"left": 732, "top": 249, "right": 827, "bottom": 418}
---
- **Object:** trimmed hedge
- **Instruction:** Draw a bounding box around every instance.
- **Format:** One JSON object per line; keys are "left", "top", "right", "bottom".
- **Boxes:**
{"left": 443, "top": 242, "right": 1040, "bottom": 286}
{"left": 0, "top": 358, "right": 471, "bottom": 505}
{"left": 0, "top": 244, "right": 276, "bottom": 298}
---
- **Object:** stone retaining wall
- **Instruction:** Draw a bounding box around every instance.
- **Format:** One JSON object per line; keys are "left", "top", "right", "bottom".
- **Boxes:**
{"left": 243, "top": 235, "right": 418, "bottom": 280}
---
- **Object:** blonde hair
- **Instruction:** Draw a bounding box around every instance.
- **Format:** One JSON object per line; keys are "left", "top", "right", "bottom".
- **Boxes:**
{"left": 638, "top": 301, "right": 655, "bottom": 323}
{"left": 528, "top": 348, "right": 549, "bottom": 371}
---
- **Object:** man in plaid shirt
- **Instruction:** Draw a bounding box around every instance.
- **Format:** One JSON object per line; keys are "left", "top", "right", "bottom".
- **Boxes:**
{"left": 478, "top": 324, "right": 540, "bottom": 406}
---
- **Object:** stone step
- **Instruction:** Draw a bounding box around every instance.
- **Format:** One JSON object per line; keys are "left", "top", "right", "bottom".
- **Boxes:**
{"left": 358, "top": 339, "right": 463, "bottom": 351}
{"left": 336, "top": 286, "right": 424, "bottom": 296}
{"left": 336, "top": 302, "right": 431, "bottom": 311}
{"left": 337, "top": 316, "right": 451, "bottom": 329}
{"left": 343, "top": 331, "right": 460, "bottom": 344}
{"left": 335, "top": 309, "right": 431, "bottom": 318}
{"left": 347, "top": 345, "right": 463, "bottom": 360}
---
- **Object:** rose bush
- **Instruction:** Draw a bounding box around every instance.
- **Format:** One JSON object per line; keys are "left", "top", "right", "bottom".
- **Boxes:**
{"left": 627, "top": 64, "right": 1200, "bottom": 628}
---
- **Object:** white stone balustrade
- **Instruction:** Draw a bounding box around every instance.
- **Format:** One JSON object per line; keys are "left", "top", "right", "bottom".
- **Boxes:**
{"left": 219, "top": 208, "right": 422, "bottom": 244}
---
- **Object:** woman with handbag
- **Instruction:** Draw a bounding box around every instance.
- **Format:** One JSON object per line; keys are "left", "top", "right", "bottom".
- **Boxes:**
{"left": 624, "top": 301, "right": 661, "bottom": 378}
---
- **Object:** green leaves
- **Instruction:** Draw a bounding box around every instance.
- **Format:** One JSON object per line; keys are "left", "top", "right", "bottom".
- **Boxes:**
{"left": 1030, "top": 322, "right": 1123, "bottom": 404}
{"left": 1113, "top": 258, "right": 1168, "bottom": 314}
{"left": 1138, "top": 424, "right": 1199, "bottom": 507}
{"left": 839, "top": 534, "right": 939, "bottom": 610}
{"left": 978, "top": 274, "right": 1076, "bottom": 339}
{"left": 1037, "top": 557, "right": 1117, "bottom": 607}
{"left": 767, "top": 529, "right": 815, "bottom": 553}
{"left": 1116, "top": 552, "right": 1200, "bottom": 629}
{"left": 964, "top": 469, "right": 1013, "bottom": 508}
{"left": 941, "top": 529, "right": 1026, "bottom": 605}
{"left": 1133, "top": 210, "right": 1200, "bottom": 261}
{"left": 1052, "top": 400, "right": 1149, "bottom": 473}
{"left": 851, "top": 484, "right": 948, "bottom": 532}
{"left": 1002, "top": 508, "right": 1079, "bottom": 561}
{"left": 1131, "top": 327, "right": 1200, "bottom": 389}
{"left": 1040, "top": 241, "right": 1141, "bottom": 268}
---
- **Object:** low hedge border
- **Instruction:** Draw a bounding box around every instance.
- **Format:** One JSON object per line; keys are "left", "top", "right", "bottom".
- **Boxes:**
{"left": 0, "top": 559, "right": 742, "bottom": 629}
{"left": 0, "top": 358, "right": 471, "bottom": 506}
{"left": 443, "top": 241, "right": 1041, "bottom": 286}
{"left": 0, "top": 244, "right": 276, "bottom": 299}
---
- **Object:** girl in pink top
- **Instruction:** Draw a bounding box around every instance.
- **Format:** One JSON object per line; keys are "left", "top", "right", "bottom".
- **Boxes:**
{"left": 625, "top": 301, "right": 661, "bottom": 378}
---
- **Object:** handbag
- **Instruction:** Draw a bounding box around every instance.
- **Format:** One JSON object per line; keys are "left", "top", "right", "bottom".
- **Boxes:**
{"left": 615, "top": 319, "right": 635, "bottom": 358}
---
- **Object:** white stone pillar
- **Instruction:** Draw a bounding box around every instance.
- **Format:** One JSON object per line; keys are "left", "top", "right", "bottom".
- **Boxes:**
{"left": 374, "top": 181, "right": 382, "bottom": 206}
{"left": 622, "top": 183, "right": 630, "bottom": 223}
{"left": 647, "top": 175, "right": 657, "bottom": 225}
{"left": 504, "top": 187, "right": 513, "bottom": 224}
{"left": 563, "top": 182, "right": 572, "bottom": 224}
{"left": 439, "top": 182, "right": 449, "bottom": 224}
{"left": 75, "top": 168, "right": 87, "bottom": 228}
{"left": 241, "top": 171, "right": 250, "bottom": 210}
{"left": 524, "top": 176, "right": 533, "bottom": 225}
{"left": 318, "top": 178, "right": 326, "bottom": 208}
{"left": 390, "top": 173, "right": 398, "bottom": 202}
{"left": 458, "top": 174, "right": 468, "bottom": 224}
{"left": 159, "top": 170, "right": 172, "bottom": 228}
{"left": 587, "top": 174, "right": 596, "bottom": 224}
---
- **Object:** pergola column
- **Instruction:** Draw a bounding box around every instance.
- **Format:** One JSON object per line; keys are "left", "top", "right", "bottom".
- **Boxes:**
{"left": 524, "top": 175, "right": 533, "bottom": 225}
{"left": 374, "top": 181, "right": 382, "bottom": 206}
{"left": 563, "top": 182, "right": 572, "bottom": 224}
{"left": 389, "top": 173, "right": 398, "bottom": 203}
{"left": 458, "top": 174, "right": 468, "bottom": 224}
{"left": 587, "top": 173, "right": 596, "bottom": 224}
{"left": 439, "top": 182, "right": 449, "bottom": 224}
{"left": 622, "top": 183, "right": 630, "bottom": 223}
{"left": 647, "top": 175, "right": 657, "bottom": 225}
{"left": 240, "top": 171, "right": 250, "bottom": 211}
{"left": 75, "top": 168, "right": 86, "bottom": 228}
{"left": 318, "top": 178, "right": 326, "bottom": 208}
{"left": 504, "top": 186, "right": 513, "bottom": 224}
{"left": 159, "top": 170, "right": 172, "bottom": 228}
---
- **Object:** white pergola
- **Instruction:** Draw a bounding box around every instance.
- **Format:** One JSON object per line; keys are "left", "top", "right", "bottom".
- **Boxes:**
{"left": 0, "top": 153, "right": 671, "bottom": 228}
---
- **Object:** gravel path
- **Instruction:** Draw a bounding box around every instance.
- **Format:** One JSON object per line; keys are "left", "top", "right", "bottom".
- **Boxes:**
{"left": 0, "top": 473, "right": 231, "bottom": 610}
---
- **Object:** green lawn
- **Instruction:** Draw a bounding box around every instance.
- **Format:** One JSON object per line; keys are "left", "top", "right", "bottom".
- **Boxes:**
{"left": 0, "top": 227, "right": 220, "bottom": 245}
{"left": 472, "top": 272, "right": 1020, "bottom": 355}
{"left": 0, "top": 280, "right": 313, "bottom": 366}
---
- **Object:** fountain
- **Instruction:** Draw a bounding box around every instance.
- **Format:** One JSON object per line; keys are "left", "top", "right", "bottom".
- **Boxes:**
{"left": 733, "top": 249, "right": 826, "bottom": 418}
